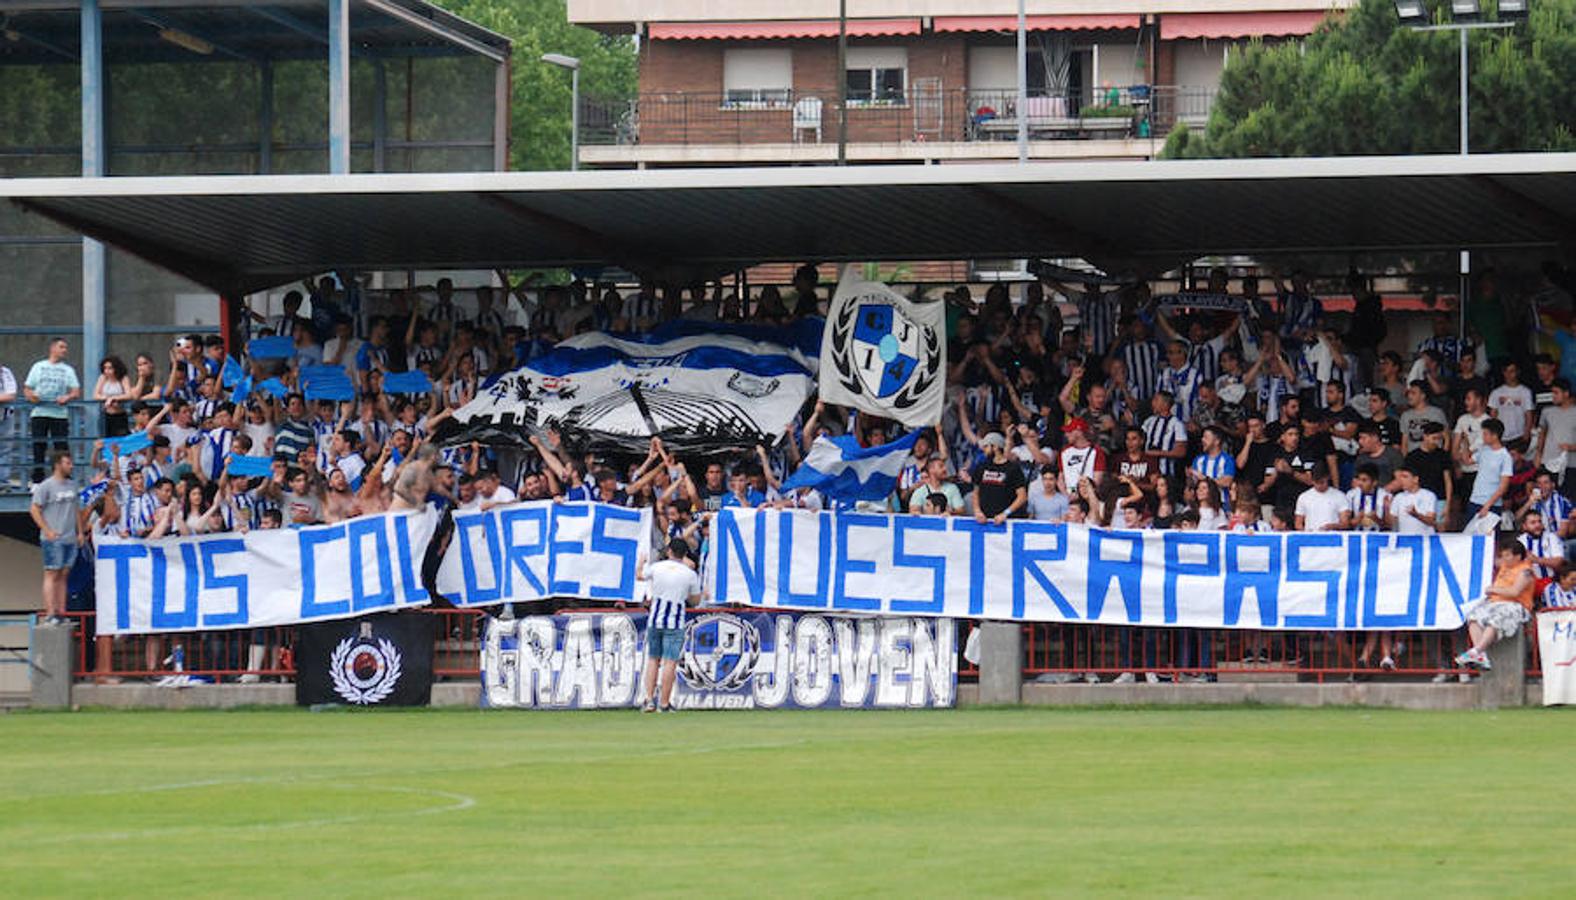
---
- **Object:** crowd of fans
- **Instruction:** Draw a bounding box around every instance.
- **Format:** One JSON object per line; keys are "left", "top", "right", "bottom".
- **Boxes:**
{"left": 17, "top": 261, "right": 1576, "bottom": 681}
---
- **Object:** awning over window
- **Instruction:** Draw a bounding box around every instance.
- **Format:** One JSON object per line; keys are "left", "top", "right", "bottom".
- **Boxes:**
{"left": 934, "top": 15, "right": 1141, "bottom": 33}
{"left": 649, "top": 20, "right": 922, "bottom": 41}
{"left": 1160, "top": 11, "right": 1331, "bottom": 40}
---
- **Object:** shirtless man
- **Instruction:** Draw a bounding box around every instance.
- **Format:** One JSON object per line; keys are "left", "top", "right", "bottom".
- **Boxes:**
{"left": 390, "top": 444, "right": 442, "bottom": 511}
{"left": 322, "top": 468, "right": 361, "bottom": 522}
{"left": 355, "top": 442, "right": 394, "bottom": 515}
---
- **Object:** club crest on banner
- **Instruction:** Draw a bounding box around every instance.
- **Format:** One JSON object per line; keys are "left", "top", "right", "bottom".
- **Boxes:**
{"left": 329, "top": 621, "right": 404, "bottom": 705}
{"left": 678, "top": 612, "right": 761, "bottom": 692}
{"left": 823, "top": 267, "right": 945, "bottom": 427}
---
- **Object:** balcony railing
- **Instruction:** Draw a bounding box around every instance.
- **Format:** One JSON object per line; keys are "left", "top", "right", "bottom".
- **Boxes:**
{"left": 579, "top": 86, "right": 1215, "bottom": 150}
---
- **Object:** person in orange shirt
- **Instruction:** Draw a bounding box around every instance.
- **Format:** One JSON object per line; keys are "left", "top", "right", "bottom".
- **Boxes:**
{"left": 1455, "top": 539, "right": 1535, "bottom": 671}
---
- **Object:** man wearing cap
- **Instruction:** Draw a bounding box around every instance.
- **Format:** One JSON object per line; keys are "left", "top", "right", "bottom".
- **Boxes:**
{"left": 971, "top": 432, "right": 1027, "bottom": 525}
{"left": 1058, "top": 416, "right": 1105, "bottom": 489}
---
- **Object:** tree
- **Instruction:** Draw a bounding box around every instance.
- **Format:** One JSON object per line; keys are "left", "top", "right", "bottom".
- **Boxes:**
{"left": 430, "top": 0, "right": 637, "bottom": 170}
{"left": 1165, "top": 0, "right": 1576, "bottom": 158}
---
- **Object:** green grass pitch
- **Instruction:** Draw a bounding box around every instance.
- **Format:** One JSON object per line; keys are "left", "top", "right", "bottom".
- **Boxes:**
{"left": 4, "top": 707, "right": 1573, "bottom": 896}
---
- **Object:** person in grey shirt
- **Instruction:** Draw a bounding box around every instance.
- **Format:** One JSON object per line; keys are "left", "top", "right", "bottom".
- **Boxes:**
{"left": 1533, "top": 378, "right": 1576, "bottom": 487}
{"left": 1399, "top": 380, "right": 1449, "bottom": 455}
{"left": 30, "top": 449, "right": 80, "bottom": 623}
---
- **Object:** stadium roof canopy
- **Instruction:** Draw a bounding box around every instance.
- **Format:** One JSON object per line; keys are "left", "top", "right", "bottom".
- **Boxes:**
{"left": 5, "top": 152, "right": 1576, "bottom": 295}
{"left": 0, "top": 0, "right": 509, "bottom": 65}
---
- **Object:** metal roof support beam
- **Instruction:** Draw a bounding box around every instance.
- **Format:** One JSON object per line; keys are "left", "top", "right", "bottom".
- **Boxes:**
{"left": 81, "top": 0, "right": 107, "bottom": 378}
{"left": 328, "top": 0, "right": 350, "bottom": 175}
{"left": 247, "top": 6, "right": 329, "bottom": 45}
{"left": 8, "top": 26, "right": 79, "bottom": 62}
{"left": 493, "top": 56, "right": 510, "bottom": 172}
{"left": 363, "top": 0, "right": 507, "bottom": 63}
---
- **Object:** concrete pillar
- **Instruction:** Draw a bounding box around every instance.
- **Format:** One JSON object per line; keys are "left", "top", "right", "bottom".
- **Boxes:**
{"left": 80, "top": 0, "right": 106, "bottom": 387}
{"left": 976, "top": 621, "right": 1023, "bottom": 705}
{"left": 30, "top": 621, "right": 74, "bottom": 710}
{"left": 1477, "top": 629, "right": 1527, "bottom": 708}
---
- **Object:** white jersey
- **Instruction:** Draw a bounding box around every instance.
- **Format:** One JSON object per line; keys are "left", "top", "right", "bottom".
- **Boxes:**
{"left": 1344, "top": 488, "right": 1390, "bottom": 532}
{"left": 645, "top": 558, "right": 700, "bottom": 631}
{"left": 1295, "top": 486, "right": 1346, "bottom": 532}
{"left": 1389, "top": 488, "right": 1438, "bottom": 535}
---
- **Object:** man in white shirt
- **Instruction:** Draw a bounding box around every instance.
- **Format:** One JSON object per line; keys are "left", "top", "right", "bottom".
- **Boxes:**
{"left": 1452, "top": 387, "right": 1489, "bottom": 488}
{"left": 1294, "top": 468, "right": 1346, "bottom": 532}
{"left": 640, "top": 538, "right": 703, "bottom": 713}
{"left": 1487, "top": 361, "right": 1535, "bottom": 445}
{"left": 1387, "top": 465, "right": 1439, "bottom": 534}
{"left": 1057, "top": 417, "right": 1105, "bottom": 488}
{"left": 474, "top": 467, "right": 517, "bottom": 511}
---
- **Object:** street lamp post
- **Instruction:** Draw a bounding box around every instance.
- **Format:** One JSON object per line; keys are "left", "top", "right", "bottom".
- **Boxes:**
{"left": 1393, "top": 0, "right": 1520, "bottom": 156}
{"left": 1392, "top": 1, "right": 1523, "bottom": 344}
{"left": 542, "top": 53, "right": 581, "bottom": 171}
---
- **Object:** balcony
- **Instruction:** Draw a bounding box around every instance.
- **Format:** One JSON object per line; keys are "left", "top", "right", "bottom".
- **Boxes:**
{"left": 578, "top": 86, "right": 1215, "bottom": 167}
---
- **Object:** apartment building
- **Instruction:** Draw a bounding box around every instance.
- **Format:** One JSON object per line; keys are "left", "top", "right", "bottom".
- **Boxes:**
{"left": 569, "top": 1, "right": 1346, "bottom": 168}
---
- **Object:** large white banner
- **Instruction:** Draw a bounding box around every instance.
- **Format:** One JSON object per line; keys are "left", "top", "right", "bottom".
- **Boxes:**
{"left": 820, "top": 265, "right": 946, "bottom": 427}
{"left": 436, "top": 501, "right": 653, "bottom": 607}
{"left": 94, "top": 509, "right": 440, "bottom": 636}
{"left": 1537, "top": 609, "right": 1576, "bottom": 706}
{"left": 703, "top": 509, "right": 1490, "bottom": 631}
{"left": 450, "top": 323, "right": 816, "bottom": 453}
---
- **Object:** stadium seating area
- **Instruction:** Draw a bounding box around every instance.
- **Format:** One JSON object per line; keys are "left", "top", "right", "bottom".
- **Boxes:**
{"left": 15, "top": 261, "right": 1576, "bottom": 683}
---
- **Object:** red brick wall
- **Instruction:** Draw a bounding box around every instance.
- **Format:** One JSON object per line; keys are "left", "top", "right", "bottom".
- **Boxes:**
{"left": 635, "top": 36, "right": 972, "bottom": 146}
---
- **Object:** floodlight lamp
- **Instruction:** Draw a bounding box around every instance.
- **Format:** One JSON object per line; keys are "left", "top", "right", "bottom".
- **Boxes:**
{"left": 1497, "top": 0, "right": 1529, "bottom": 19}
{"left": 541, "top": 53, "right": 581, "bottom": 70}
{"left": 1393, "top": 0, "right": 1428, "bottom": 22}
{"left": 1450, "top": 0, "right": 1482, "bottom": 21}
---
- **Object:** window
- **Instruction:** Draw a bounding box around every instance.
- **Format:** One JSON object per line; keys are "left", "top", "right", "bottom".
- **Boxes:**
{"left": 723, "top": 48, "right": 793, "bottom": 107}
{"left": 845, "top": 47, "right": 907, "bottom": 105}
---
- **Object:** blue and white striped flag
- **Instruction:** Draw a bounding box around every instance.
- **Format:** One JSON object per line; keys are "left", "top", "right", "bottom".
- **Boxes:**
{"left": 780, "top": 429, "right": 921, "bottom": 502}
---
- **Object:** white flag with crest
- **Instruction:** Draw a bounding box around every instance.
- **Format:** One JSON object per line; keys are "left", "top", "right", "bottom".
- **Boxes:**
{"left": 819, "top": 265, "right": 946, "bottom": 427}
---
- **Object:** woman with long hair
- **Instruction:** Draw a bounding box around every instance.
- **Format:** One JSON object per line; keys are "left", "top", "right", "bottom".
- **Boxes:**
{"left": 1193, "top": 479, "right": 1229, "bottom": 531}
{"left": 94, "top": 355, "right": 133, "bottom": 436}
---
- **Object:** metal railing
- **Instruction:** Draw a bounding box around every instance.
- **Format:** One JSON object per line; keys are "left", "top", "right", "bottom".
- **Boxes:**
{"left": 579, "top": 86, "right": 1215, "bottom": 149}
{"left": 0, "top": 400, "right": 106, "bottom": 495}
{"left": 1004, "top": 622, "right": 1543, "bottom": 684}
{"left": 66, "top": 608, "right": 488, "bottom": 682}
{"left": 63, "top": 606, "right": 1545, "bottom": 686}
